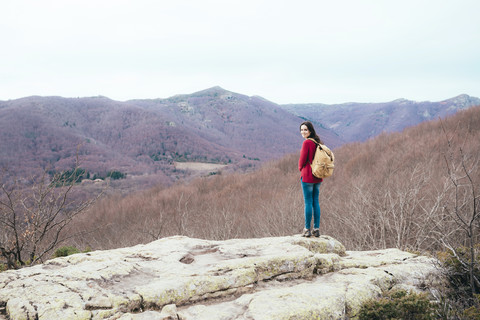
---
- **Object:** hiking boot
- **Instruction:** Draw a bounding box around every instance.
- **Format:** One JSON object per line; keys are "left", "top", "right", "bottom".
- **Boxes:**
{"left": 302, "top": 228, "right": 311, "bottom": 237}
{"left": 313, "top": 228, "right": 320, "bottom": 237}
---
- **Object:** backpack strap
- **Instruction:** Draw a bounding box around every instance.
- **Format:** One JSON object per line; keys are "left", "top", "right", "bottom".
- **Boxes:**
{"left": 308, "top": 138, "right": 334, "bottom": 162}
{"left": 306, "top": 138, "right": 318, "bottom": 165}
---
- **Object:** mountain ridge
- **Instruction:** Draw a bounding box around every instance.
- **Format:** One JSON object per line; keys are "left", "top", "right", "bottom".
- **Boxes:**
{"left": 1, "top": 88, "right": 478, "bottom": 191}
{"left": 281, "top": 93, "right": 480, "bottom": 142}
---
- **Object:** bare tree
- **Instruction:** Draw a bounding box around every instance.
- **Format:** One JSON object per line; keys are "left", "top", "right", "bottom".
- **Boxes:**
{"left": 0, "top": 165, "right": 103, "bottom": 269}
{"left": 439, "top": 120, "right": 480, "bottom": 300}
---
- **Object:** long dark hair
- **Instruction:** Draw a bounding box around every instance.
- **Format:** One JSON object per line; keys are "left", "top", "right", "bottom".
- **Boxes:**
{"left": 300, "top": 121, "right": 322, "bottom": 144}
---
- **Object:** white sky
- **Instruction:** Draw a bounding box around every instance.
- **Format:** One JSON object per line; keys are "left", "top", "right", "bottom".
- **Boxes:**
{"left": 1, "top": 0, "right": 479, "bottom": 104}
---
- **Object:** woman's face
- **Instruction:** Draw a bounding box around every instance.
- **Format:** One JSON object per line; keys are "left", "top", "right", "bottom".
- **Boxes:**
{"left": 300, "top": 125, "right": 310, "bottom": 139}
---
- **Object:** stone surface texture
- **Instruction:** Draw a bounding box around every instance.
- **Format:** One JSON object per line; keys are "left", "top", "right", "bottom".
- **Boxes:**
{"left": 0, "top": 235, "right": 441, "bottom": 320}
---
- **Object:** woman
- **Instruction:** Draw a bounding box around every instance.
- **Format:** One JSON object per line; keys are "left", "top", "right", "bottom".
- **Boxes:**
{"left": 298, "top": 121, "right": 323, "bottom": 237}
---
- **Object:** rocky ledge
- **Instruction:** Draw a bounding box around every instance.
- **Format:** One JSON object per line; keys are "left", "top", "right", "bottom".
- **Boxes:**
{"left": 0, "top": 235, "right": 441, "bottom": 320}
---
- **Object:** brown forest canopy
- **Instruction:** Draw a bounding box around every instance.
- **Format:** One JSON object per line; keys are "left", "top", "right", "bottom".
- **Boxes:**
{"left": 71, "top": 105, "right": 480, "bottom": 253}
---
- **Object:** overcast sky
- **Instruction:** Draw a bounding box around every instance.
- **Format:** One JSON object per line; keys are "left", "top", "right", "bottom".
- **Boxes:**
{"left": 1, "top": 0, "right": 479, "bottom": 104}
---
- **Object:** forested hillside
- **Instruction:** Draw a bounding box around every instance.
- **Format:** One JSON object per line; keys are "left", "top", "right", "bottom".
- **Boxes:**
{"left": 0, "top": 87, "right": 338, "bottom": 191}
{"left": 69, "top": 105, "right": 480, "bottom": 253}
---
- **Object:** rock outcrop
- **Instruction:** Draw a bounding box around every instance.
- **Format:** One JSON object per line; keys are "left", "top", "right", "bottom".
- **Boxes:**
{"left": 0, "top": 235, "right": 441, "bottom": 320}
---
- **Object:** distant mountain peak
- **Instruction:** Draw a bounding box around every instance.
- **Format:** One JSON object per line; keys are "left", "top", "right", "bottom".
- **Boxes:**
{"left": 452, "top": 93, "right": 470, "bottom": 99}
{"left": 193, "top": 86, "right": 229, "bottom": 95}
{"left": 391, "top": 98, "right": 412, "bottom": 103}
{"left": 445, "top": 93, "right": 479, "bottom": 103}
{"left": 207, "top": 85, "right": 226, "bottom": 91}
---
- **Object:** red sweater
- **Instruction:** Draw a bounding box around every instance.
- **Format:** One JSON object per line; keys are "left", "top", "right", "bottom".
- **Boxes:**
{"left": 298, "top": 139, "right": 323, "bottom": 183}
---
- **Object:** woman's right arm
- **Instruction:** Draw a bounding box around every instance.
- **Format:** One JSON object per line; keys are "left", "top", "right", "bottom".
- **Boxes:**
{"left": 298, "top": 140, "right": 308, "bottom": 171}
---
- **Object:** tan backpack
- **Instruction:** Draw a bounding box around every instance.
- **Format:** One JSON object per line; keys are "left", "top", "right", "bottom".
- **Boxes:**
{"left": 307, "top": 138, "right": 335, "bottom": 178}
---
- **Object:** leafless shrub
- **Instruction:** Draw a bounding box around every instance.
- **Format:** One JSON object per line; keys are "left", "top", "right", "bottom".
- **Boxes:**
{"left": 0, "top": 161, "right": 103, "bottom": 269}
